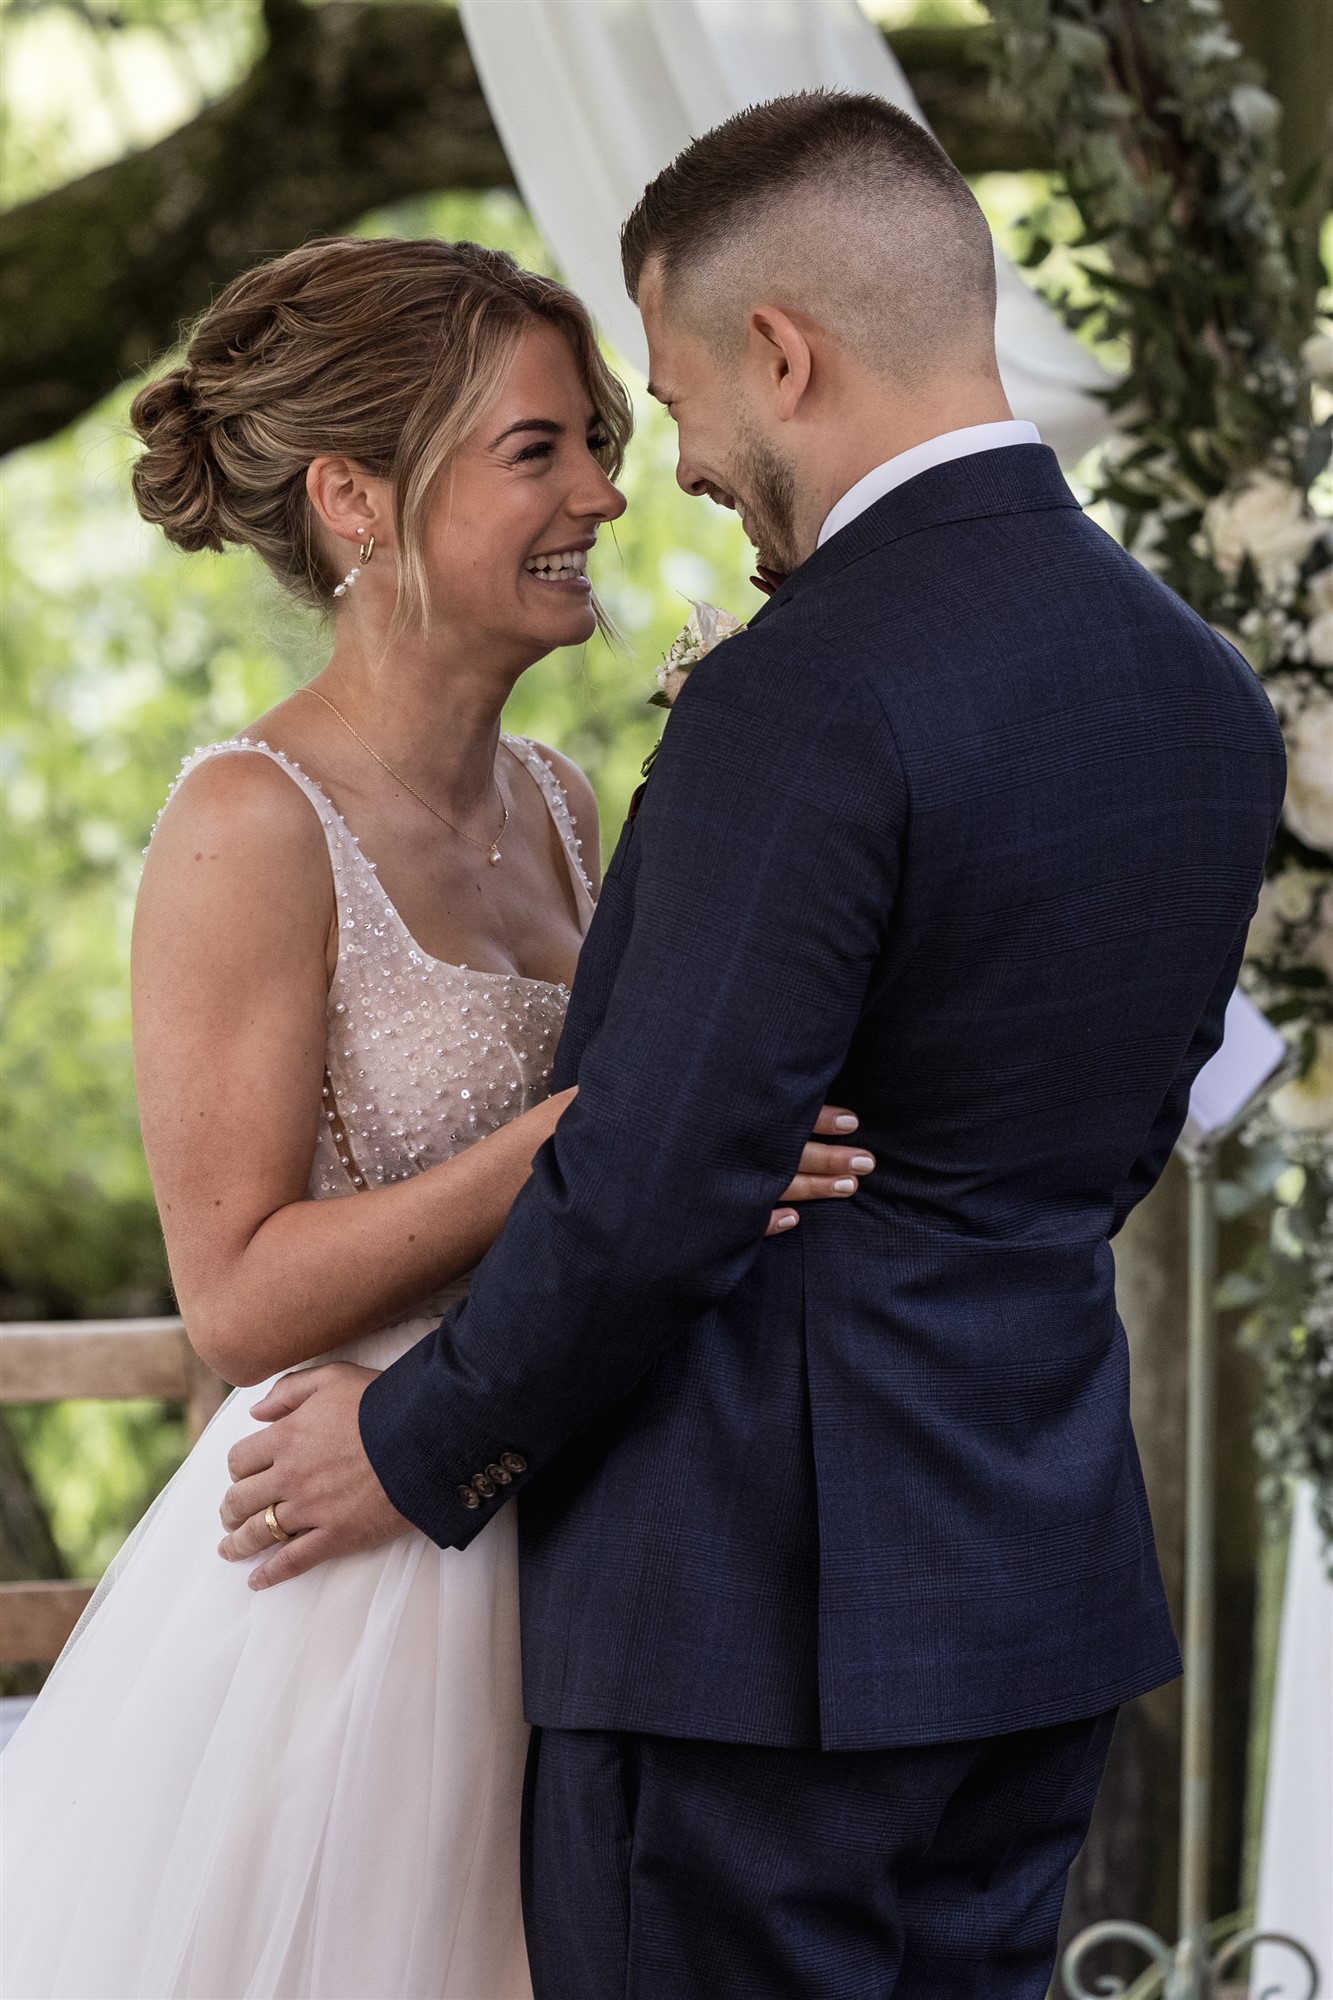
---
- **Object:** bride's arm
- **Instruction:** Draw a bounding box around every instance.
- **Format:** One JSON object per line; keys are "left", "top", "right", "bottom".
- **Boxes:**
{"left": 132, "top": 753, "right": 572, "bottom": 1389}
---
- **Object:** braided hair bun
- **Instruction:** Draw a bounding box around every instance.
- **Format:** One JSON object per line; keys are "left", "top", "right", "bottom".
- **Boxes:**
{"left": 130, "top": 367, "right": 225, "bottom": 554}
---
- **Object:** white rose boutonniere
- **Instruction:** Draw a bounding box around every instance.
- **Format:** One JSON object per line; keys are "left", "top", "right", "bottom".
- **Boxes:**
{"left": 651, "top": 600, "right": 747, "bottom": 710}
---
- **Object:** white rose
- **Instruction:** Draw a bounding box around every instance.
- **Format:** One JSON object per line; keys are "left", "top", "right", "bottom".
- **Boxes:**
{"left": 1305, "top": 564, "right": 1333, "bottom": 668}
{"left": 688, "top": 600, "right": 745, "bottom": 655}
{"left": 1230, "top": 84, "right": 1281, "bottom": 137}
{"left": 1301, "top": 330, "right": 1333, "bottom": 385}
{"left": 1247, "top": 869, "right": 1333, "bottom": 972}
{"left": 1203, "top": 474, "right": 1323, "bottom": 588}
{"left": 1193, "top": 26, "right": 1242, "bottom": 61}
{"left": 1273, "top": 867, "right": 1321, "bottom": 925}
{"left": 1272, "top": 1024, "right": 1333, "bottom": 1133}
{"left": 1283, "top": 696, "right": 1333, "bottom": 853}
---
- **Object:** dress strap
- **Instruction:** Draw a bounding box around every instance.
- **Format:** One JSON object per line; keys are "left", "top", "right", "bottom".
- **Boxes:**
{"left": 502, "top": 735, "right": 595, "bottom": 914}
{"left": 151, "top": 735, "right": 389, "bottom": 966}
{"left": 154, "top": 737, "right": 359, "bottom": 859}
{"left": 155, "top": 740, "right": 378, "bottom": 1197}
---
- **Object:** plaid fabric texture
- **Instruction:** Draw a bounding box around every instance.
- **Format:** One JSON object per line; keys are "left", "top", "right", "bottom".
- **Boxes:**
{"left": 521, "top": 1712, "right": 1118, "bottom": 1999}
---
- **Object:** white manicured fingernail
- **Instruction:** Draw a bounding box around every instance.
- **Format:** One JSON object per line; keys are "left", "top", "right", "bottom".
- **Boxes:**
{"left": 850, "top": 1156, "right": 875, "bottom": 1173}
{"left": 833, "top": 1178, "right": 857, "bottom": 1194}
{"left": 833, "top": 1115, "right": 858, "bottom": 1132}
{"left": 776, "top": 1212, "right": 798, "bottom": 1230}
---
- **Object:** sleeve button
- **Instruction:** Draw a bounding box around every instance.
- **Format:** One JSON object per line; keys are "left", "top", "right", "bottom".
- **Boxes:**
{"left": 500, "top": 1452, "right": 527, "bottom": 1476}
{"left": 457, "top": 1485, "right": 481, "bottom": 1510}
{"left": 471, "top": 1472, "right": 496, "bottom": 1498}
{"left": 486, "top": 1462, "right": 512, "bottom": 1486}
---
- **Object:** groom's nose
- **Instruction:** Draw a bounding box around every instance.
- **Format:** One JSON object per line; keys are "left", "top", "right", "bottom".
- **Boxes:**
{"left": 676, "top": 452, "right": 708, "bottom": 496}
{"left": 675, "top": 455, "right": 730, "bottom": 508}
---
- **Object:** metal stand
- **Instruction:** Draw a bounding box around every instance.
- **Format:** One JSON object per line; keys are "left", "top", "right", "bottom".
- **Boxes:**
{"left": 1060, "top": 1128, "right": 1319, "bottom": 2000}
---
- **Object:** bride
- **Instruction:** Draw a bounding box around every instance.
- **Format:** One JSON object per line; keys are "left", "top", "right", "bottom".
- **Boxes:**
{"left": 0, "top": 235, "right": 874, "bottom": 2000}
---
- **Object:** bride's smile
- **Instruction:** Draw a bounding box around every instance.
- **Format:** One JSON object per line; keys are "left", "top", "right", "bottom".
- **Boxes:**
{"left": 410, "top": 316, "right": 626, "bottom": 660}
{"left": 522, "top": 541, "right": 594, "bottom": 589}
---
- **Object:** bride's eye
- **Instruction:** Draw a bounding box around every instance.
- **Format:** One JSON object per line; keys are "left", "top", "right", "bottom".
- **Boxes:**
{"left": 513, "top": 441, "right": 555, "bottom": 464}
{"left": 587, "top": 431, "right": 610, "bottom": 455}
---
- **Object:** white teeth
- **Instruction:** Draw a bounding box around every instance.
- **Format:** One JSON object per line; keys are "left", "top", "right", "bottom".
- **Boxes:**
{"left": 525, "top": 549, "right": 589, "bottom": 579}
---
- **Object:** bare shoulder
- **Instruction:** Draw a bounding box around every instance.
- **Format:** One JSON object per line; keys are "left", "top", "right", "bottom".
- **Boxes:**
{"left": 530, "top": 740, "right": 602, "bottom": 892}
{"left": 137, "top": 746, "right": 334, "bottom": 953}
{"left": 149, "top": 746, "right": 327, "bottom": 862}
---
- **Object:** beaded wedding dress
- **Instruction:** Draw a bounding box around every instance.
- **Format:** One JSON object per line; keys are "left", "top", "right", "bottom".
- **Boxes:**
{"left": 0, "top": 735, "right": 594, "bottom": 2000}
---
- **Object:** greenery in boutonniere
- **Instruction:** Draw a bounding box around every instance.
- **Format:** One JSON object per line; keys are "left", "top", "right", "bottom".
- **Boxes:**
{"left": 984, "top": 0, "right": 1333, "bottom": 1549}
{"left": 642, "top": 600, "right": 747, "bottom": 777}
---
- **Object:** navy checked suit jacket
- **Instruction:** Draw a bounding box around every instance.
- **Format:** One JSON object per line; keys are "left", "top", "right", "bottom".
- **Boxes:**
{"left": 361, "top": 445, "right": 1286, "bottom": 1750}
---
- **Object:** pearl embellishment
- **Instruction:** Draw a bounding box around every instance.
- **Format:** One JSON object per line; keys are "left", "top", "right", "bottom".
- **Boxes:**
{"left": 153, "top": 735, "right": 583, "bottom": 1290}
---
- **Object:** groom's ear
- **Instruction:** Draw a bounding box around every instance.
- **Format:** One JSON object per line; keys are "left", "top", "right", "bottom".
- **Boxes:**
{"left": 748, "top": 306, "right": 813, "bottom": 422}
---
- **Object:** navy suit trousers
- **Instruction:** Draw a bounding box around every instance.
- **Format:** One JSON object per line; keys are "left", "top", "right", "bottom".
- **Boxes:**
{"left": 522, "top": 1714, "right": 1117, "bottom": 1999}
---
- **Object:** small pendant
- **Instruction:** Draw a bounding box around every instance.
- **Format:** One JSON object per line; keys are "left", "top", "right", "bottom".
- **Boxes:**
{"left": 489, "top": 846, "right": 503, "bottom": 865}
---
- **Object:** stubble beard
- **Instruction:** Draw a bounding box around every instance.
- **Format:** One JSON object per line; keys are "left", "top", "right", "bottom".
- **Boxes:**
{"left": 731, "top": 429, "right": 802, "bottom": 576}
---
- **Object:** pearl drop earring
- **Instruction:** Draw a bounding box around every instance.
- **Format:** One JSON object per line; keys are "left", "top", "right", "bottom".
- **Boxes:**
{"left": 333, "top": 534, "right": 375, "bottom": 599}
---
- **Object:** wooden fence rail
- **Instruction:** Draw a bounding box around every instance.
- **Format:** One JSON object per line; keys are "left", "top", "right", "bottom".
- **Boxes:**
{"left": 0, "top": 1318, "right": 228, "bottom": 1665}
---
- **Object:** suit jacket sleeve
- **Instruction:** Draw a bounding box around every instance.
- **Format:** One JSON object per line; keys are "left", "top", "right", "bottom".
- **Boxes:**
{"left": 359, "top": 632, "right": 907, "bottom": 1548}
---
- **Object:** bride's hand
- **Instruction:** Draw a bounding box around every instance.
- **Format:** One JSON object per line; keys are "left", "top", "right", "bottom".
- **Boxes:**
{"left": 766, "top": 1106, "right": 873, "bottom": 1237}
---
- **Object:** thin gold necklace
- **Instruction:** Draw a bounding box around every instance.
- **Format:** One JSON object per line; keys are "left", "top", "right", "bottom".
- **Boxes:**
{"left": 298, "top": 685, "right": 509, "bottom": 865}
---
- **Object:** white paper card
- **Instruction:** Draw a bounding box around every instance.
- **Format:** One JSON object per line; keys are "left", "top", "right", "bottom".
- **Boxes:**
{"left": 1184, "top": 989, "right": 1290, "bottom": 1144}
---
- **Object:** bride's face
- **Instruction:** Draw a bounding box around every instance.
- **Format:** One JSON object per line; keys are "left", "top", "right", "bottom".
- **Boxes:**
{"left": 424, "top": 320, "right": 626, "bottom": 658}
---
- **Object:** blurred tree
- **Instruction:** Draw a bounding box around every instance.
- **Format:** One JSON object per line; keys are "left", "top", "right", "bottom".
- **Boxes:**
{"left": 0, "top": 0, "right": 1043, "bottom": 455}
{"left": 5, "top": 0, "right": 1323, "bottom": 456}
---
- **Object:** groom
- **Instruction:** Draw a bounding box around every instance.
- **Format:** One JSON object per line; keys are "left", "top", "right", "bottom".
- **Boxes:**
{"left": 223, "top": 94, "right": 1285, "bottom": 1994}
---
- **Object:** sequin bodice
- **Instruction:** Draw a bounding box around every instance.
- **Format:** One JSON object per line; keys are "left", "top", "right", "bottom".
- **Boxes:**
{"left": 166, "top": 735, "right": 592, "bottom": 1330}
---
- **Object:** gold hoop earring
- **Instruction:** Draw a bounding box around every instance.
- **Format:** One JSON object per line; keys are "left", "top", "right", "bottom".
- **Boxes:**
{"left": 334, "top": 535, "right": 376, "bottom": 600}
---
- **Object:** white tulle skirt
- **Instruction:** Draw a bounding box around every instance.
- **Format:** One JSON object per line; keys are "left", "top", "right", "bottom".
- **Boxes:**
{"left": 0, "top": 1315, "right": 532, "bottom": 2000}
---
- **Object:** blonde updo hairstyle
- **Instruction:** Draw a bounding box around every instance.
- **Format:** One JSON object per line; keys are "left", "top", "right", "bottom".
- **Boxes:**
{"left": 131, "top": 236, "right": 633, "bottom": 633}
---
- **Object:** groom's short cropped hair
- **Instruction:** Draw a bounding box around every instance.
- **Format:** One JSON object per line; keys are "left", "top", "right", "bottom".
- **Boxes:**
{"left": 621, "top": 91, "right": 997, "bottom": 382}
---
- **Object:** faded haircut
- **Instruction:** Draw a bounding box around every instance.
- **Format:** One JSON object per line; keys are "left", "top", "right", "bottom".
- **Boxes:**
{"left": 621, "top": 91, "right": 997, "bottom": 384}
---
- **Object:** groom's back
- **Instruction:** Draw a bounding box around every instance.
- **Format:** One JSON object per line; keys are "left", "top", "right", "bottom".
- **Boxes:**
{"left": 524, "top": 445, "right": 1284, "bottom": 1751}
{"left": 830, "top": 450, "right": 1276, "bottom": 1246}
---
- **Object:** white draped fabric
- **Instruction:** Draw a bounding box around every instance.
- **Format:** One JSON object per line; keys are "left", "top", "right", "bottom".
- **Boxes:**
{"left": 1250, "top": 1484, "right": 1333, "bottom": 1997}
{"left": 457, "top": 0, "right": 1117, "bottom": 466}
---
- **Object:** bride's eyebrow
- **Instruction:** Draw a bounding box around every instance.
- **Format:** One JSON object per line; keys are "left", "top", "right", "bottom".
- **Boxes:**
{"left": 488, "top": 418, "right": 563, "bottom": 448}
{"left": 488, "top": 413, "right": 604, "bottom": 450}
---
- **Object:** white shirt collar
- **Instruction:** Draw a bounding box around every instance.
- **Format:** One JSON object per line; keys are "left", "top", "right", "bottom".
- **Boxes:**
{"left": 816, "top": 420, "right": 1042, "bottom": 549}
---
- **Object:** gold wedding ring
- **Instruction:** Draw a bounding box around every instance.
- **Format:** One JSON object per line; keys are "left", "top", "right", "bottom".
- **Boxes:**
{"left": 264, "top": 1503, "right": 293, "bottom": 1545}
